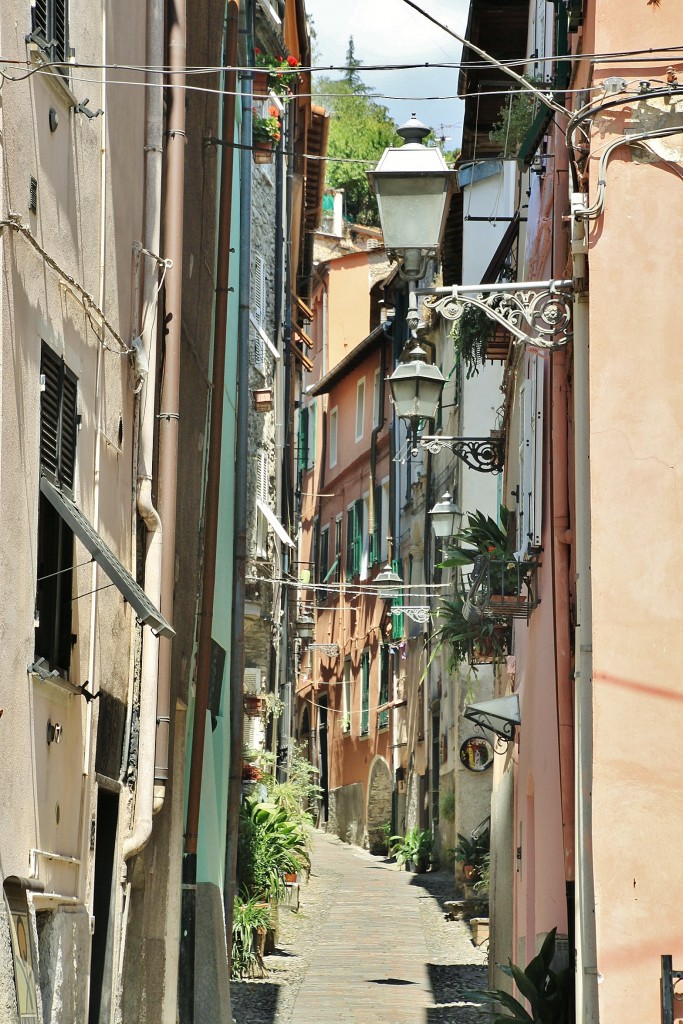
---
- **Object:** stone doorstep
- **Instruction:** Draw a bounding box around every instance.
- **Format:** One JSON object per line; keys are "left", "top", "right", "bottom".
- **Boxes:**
{"left": 443, "top": 899, "right": 486, "bottom": 920}
{"left": 470, "top": 917, "right": 489, "bottom": 946}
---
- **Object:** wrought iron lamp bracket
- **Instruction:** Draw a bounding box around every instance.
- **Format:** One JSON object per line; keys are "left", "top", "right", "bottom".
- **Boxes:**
{"left": 422, "top": 280, "right": 574, "bottom": 350}
{"left": 417, "top": 434, "right": 504, "bottom": 474}
{"left": 391, "top": 605, "right": 431, "bottom": 624}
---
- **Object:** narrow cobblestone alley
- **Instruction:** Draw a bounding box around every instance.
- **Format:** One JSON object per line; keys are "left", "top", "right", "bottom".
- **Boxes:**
{"left": 231, "top": 831, "right": 488, "bottom": 1024}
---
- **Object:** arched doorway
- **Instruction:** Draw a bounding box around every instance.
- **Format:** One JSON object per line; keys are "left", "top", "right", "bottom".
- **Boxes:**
{"left": 366, "top": 756, "right": 392, "bottom": 853}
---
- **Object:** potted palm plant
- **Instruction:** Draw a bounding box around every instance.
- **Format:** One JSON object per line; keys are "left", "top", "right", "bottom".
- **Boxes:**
{"left": 389, "top": 827, "right": 433, "bottom": 873}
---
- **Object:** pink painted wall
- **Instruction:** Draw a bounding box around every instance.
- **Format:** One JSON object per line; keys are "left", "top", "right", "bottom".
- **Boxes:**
{"left": 581, "top": 5, "right": 683, "bottom": 1021}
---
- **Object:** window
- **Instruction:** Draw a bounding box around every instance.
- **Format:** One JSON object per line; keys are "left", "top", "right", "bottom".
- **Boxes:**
{"left": 345, "top": 499, "right": 363, "bottom": 579}
{"left": 333, "top": 515, "right": 342, "bottom": 584}
{"left": 380, "top": 479, "right": 389, "bottom": 563}
{"left": 369, "top": 484, "right": 382, "bottom": 566}
{"left": 342, "top": 657, "right": 351, "bottom": 733}
{"left": 307, "top": 401, "right": 316, "bottom": 469}
{"left": 373, "top": 367, "right": 381, "bottom": 428}
{"left": 35, "top": 344, "right": 77, "bottom": 675}
{"left": 251, "top": 253, "right": 267, "bottom": 372}
{"left": 517, "top": 354, "right": 544, "bottom": 556}
{"left": 298, "top": 407, "right": 309, "bottom": 478}
{"left": 318, "top": 525, "right": 330, "bottom": 595}
{"left": 360, "top": 650, "right": 370, "bottom": 736}
{"left": 256, "top": 448, "right": 269, "bottom": 557}
{"left": 355, "top": 377, "right": 365, "bottom": 441}
{"left": 391, "top": 558, "right": 404, "bottom": 641}
{"left": 329, "top": 408, "right": 338, "bottom": 469}
{"left": 378, "top": 645, "right": 390, "bottom": 729}
{"left": 30, "top": 0, "right": 68, "bottom": 70}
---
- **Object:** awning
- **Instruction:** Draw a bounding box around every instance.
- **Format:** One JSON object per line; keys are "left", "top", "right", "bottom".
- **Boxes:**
{"left": 40, "top": 475, "right": 175, "bottom": 638}
{"left": 256, "top": 499, "right": 295, "bottom": 547}
{"left": 463, "top": 693, "right": 520, "bottom": 742}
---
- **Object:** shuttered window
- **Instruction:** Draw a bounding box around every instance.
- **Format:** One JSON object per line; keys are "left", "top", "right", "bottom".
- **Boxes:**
{"left": 369, "top": 485, "right": 381, "bottom": 566}
{"left": 391, "top": 558, "right": 404, "bottom": 640}
{"left": 360, "top": 650, "right": 370, "bottom": 736}
{"left": 378, "top": 645, "right": 390, "bottom": 729}
{"left": 31, "top": 0, "right": 69, "bottom": 69}
{"left": 345, "top": 499, "right": 363, "bottom": 579}
{"left": 256, "top": 448, "right": 269, "bottom": 557}
{"left": 517, "top": 354, "right": 544, "bottom": 556}
{"left": 35, "top": 344, "right": 78, "bottom": 674}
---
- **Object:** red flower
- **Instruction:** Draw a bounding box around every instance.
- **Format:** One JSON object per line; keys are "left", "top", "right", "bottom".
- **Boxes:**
{"left": 268, "top": 105, "right": 280, "bottom": 117}
{"left": 287, "top": 55, "right": 299, "bottom": 67}
{"left": 254, "top": 47, "right": 261, "bottom": 55}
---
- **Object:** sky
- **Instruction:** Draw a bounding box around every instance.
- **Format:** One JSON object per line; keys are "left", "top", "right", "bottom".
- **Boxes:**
{"left": 305, "top": 0, "right": 470, "bottom": 149}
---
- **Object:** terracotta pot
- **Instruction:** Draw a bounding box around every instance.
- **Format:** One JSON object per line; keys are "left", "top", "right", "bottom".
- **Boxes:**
{"left": 253, "top": 141, "right": 274, "bottom": 164}
{"left": 252, "top": 69, "right": 270, "bottom": 97}
{"left": 284, "top": 872, "right": 297, "bottom": 884}
{"left": 463, "top": 863, "right": 479, "bottom": 881}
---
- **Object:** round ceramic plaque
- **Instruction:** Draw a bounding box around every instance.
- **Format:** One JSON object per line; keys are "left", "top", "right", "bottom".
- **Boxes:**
{"left": 459, "top": 736, "right": 494, "bottom": 772}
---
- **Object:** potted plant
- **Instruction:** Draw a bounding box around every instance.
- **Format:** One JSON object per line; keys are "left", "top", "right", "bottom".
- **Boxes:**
{"left": 231, "top": 894, "right": 272, "bottom": 979}
{"left": 254, "top": 48, "right": 301, "bottom": 97}
{"left": 464, "top": 927, "right": 572, "bottom": 1023}
{"left": 453, "top": 829, "right": 489, "bottom": 882}
{"left": 389, "top": 827, "right": 433, "bottom": 873}
{"left": 252, "top": 105, "right": 282, "bottom": 163}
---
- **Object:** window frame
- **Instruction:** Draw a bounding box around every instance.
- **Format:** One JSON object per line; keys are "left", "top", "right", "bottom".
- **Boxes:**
{"left": 355, "top": 376, "right": 365, "bottom": 442}
{"left": 378, "top": 644, "right": 390, "bottom": 729}
{"left": 30, "top": 0, "right": 69, "bottom": 74}
{"left": 35, "top": 344, "right": 78, "bottom": 676}
{"left": 329, "top": 407, "right": 338, "bottom": 469}
{"left": 342, "top": 657, "right": 352, "bottom": 733}
{"left": 360, "top": 649, "right": 370, "bottom": 737}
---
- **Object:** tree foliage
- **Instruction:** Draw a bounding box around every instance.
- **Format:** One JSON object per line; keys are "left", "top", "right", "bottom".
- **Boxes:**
{"left": 314, "top": 72, "right": 400, "bottom": 227}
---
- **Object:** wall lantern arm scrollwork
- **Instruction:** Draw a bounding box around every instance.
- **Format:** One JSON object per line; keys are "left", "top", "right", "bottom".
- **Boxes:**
{"left": 420, "top": 279, "right": 574, "bottom": 350}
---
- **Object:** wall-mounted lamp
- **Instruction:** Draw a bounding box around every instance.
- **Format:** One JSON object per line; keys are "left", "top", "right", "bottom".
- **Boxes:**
{"left": 428, "top": 491, "right": 463, "bottom": 538}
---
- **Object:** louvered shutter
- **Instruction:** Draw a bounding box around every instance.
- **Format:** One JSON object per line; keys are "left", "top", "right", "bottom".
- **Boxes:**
{"left": 40, "top": 344, "right": 77, "bottom": 497}
{"left": 360, "top": 651, "right": 370, "bottom": 736}
{"left": 517, "top": 355, "right": 544, "bottom": 555}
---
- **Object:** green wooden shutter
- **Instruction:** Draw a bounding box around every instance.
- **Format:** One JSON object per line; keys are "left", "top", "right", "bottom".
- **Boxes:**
{"left": 353, "top": 498, "right": 363, "bottom": 575}
{"left": 298, "top": 407, "right": 309, "bottom": 476}
{"left": 391, "top": 558, "right": 404, "bottom": 640}
{"left": 371, "top": 485, "right": 381, "bottom": 566}
{"left": 346, "top": 507, "right": 354, "bottom": 579}
{"left": 378, "top": 645, "right": 389, "bottom": 728}
{"left": 361, "top": 651, "right": 370, "bottom": 735}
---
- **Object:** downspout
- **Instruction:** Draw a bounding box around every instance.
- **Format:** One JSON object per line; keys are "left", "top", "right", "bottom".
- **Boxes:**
{"left": 571, "top": 190, "right": 599, "bottom": 1023}
{"left": 184, "top": 0, "right": 239, "bottom": 871}
{"left": 122, "top": 0, "right": 166, "bottom": 866}
{"left": 223, "top": 35, "right": 252, "bottom": 943}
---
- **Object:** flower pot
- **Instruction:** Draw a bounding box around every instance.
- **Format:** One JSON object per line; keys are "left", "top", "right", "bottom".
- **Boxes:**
{"left": 253, "top": 141, "right": 274, "bottom": 164}
{"left": 284, "top": 871, "right": 297, "bottom": 884}
{"left": 463, "top": 863, "right": 479, "bottom": 881}
{"left": 243, "top": 694, "right": 265, "bottom": 716}
{"left": 252, "top": 69, "right": 270, "bottom": 98}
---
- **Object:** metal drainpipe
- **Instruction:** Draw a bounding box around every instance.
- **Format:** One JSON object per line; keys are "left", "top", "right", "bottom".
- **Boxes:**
{"left": 223, "top": 42, "right": 252, "bottom": 946}
{"left": 184, "top": 0, "right": 239, "bottom": 868}
{"left": 121, "top": 0, "right": 167, "bottom": 866}
{"left": 571, "top": 193, "right": 599, "bottom": 1023}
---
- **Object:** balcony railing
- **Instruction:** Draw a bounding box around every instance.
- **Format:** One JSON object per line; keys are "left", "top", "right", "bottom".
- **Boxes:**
{"left": 464, "top": 554, "right": 540, "bottom": 622}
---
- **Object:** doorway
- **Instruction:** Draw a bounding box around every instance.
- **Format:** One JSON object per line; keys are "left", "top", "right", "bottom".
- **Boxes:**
{"left": 88, "top": 787, "right": 118, "bottom": 1024}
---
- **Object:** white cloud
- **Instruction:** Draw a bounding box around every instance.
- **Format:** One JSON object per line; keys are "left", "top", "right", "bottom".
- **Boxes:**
{"left": 307, "top": 0, "right": 468, "bottom": 140}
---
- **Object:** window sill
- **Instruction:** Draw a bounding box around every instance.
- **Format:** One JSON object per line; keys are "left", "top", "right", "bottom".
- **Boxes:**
{"left": 27, "top": 43, "right": 79, "bottom": 108}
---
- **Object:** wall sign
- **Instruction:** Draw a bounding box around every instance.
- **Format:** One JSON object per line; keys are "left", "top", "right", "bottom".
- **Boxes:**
{"left": 460, "top": 736, "right": 494, "bottom": 772}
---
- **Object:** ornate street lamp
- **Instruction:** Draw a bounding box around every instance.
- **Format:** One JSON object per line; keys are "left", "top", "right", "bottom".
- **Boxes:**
{"left": 367, "top": 114, "right": 456, "bottom": 296}
{"left": 428, "top": 491, "right": 463, "bottom": 539}
{"left": 374, "top": 562, "right": 403, "bottom": 601}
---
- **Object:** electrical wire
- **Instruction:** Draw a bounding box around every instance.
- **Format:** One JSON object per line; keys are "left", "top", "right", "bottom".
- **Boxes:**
{"left": 0, "top": 215, "right": 131, "bottom": 352}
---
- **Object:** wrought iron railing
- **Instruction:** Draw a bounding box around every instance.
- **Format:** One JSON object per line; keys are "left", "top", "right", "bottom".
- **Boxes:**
{"left": 463, "top": 554, "right": 540, "bottom": 622}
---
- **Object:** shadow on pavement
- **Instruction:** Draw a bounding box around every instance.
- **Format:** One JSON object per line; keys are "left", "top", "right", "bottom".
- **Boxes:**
{"left": 230, "top": 980, "right": 281, "bottom": 1024}
{"left": 426, "top": 963, "right": 489, "bottom": 1024}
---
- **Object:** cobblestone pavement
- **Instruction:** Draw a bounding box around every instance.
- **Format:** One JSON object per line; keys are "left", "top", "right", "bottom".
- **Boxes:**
{"left": 231, "top": 830, "right": 489, "bottom": 1024}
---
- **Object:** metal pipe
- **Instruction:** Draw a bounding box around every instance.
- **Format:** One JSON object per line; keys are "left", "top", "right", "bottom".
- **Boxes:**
{"left": 122, "top": 0, "right": 165, "bottom": 865}
{"left": 184, "top": 0, "right": 239, "bottom": 861}
{"left": 223, "top": 28, "right": 251, "bottom": 953}
{"left": 571, "top": 202, "right": 599, "bottom": 1020}
{"left": 154, "top": 0, "right": 187, "bottom": 813}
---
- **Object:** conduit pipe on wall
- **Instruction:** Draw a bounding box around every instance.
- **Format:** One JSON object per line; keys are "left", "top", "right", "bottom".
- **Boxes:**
{"left": 184, "top": 0, "right": 239, "bottom": 863}
{"left": 223, "top": 48, "right": 252, "bottom": 947}
{"left": 122, "top": 0, "right": 183, "bottom": 864}
{"left": 571, "top": 192, "right": 600, "bottom": 1024}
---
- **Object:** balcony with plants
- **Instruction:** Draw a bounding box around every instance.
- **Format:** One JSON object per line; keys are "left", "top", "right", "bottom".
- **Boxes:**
{"left": 442, "top": 506, "right": 539, "bottom": 623}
